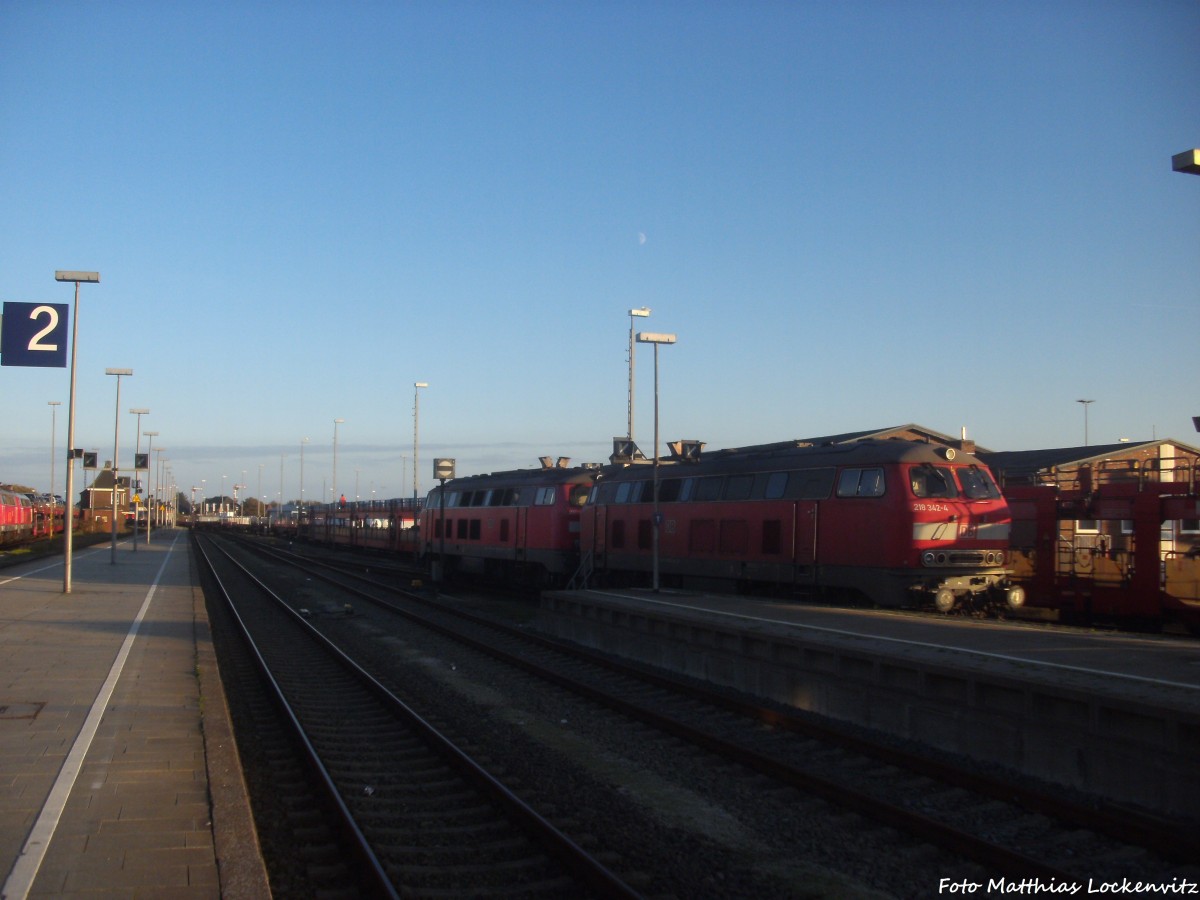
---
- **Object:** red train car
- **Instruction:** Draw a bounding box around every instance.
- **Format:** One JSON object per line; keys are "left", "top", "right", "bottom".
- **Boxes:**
{"left": 579, "top": 438, "right": 1022, "bottom": 611}
{"left": 418, "top": 461, "right": 597, "bottom": 586}
{"left": 0, "top": 489, "right": 36, "bottom": 546}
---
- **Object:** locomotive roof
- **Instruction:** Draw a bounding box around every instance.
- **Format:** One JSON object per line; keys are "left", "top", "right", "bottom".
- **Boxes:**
{"left": 599, "top": 439, "right": 980, "bottom": 480}
{"left": 430, "top": 465, "right": 597, "bottom": 491}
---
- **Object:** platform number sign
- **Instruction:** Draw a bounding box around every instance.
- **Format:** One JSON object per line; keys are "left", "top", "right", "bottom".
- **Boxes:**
{"left": 1, "top": 302, "right": 69, "bottom": 367}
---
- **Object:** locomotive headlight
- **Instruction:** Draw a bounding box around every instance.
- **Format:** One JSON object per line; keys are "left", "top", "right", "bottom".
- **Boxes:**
{"left": 922, "top": 551, "right": 936, "bottom": 566}
{"left": 1006, "top": 585, "right": 1025, "bottom": 610}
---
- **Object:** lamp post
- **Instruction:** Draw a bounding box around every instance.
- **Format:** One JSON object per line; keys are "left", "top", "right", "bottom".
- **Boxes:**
{"left": 1076, "top": 399, "right": 1094, "bottom": 446}
{"left": 627, "top": 308, "right": 650, "bottom": 448}
{"left": 105, "top": 368, "right": 133, "bottom": 564}
{"left": 143, "top": 432, "right": 157, "bottom": 541}
{"left": 55, "top": 270, "right": 99, "bottom": 593}
{"left": 300, "top": 437, "right": 309, "bottom": 521}
{"left": 333, "top": 417, "right": 345, "bottom": 503}
{"left": 433, "top": 458, "right": 455, "bottom": 597}
{"left": 129, "top": 408, "right": 149, "bottom": 550}
{"left": 636, "top": 331, "right": 676, "bottom": 592}
{"left": 47, "top": 401, "right": 60, "bottom": 531}
{"left": 413, "top": 382, "right": 428, "bottom": 504}
{"left": 160, "top": 460, "right": 169, "bottom": 524}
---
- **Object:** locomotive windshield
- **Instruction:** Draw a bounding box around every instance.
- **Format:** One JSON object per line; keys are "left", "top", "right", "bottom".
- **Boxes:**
{"left": 956, "top": 465, "right": 1002, "bottom": 500}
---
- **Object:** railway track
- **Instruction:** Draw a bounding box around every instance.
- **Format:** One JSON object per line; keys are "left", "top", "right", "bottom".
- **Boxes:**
{"left": 206, "top": 532, "right": 1197, "bottom": 894}
{"left": 195, "top": 532, "right": 637, "bottom": 898}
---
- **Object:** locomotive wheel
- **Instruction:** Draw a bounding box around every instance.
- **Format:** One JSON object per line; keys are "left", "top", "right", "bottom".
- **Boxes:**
{"left": 934, "top": 588, "right": 956, "bottom": 613}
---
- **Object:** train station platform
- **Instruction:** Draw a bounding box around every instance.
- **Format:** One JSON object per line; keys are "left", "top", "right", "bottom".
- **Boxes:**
{"left": 538, "top": 588, "right": 1200, "bottom": 821}
{"left": 0, "top": 530, "right": 268, "bottom": 899}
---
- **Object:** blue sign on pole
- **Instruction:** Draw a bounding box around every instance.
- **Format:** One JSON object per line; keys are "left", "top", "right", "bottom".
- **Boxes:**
{"left": 1, "top": 302, "right": 70, "bottom": 367}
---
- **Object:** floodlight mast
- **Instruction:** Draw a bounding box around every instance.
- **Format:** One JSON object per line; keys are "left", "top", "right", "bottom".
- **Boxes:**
{"left": 627, "top": 308, "right": 650, "bottom": 449}
{"left": 106, "top": 368, "right": 133, "bottom": 564}
{"left": 55, "top": 270, "right": 99, "bottom": 593}
{"left": 636, "top": 331, "right": 677, "bottom": 591}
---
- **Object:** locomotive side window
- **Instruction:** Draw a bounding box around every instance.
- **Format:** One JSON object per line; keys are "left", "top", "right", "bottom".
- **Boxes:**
{"left": 836, "top": 467, "right": 885, "bottom": 498}
{"left": 534, "top": 487, "right": 556, "bottom": 505}
{"left": 695, "top": 476, "right": 723, "bottom": 502}
{"left": 909, "top": 465, "right": 958, "bottom": 499}
{"left": 787, "top": 468, "right": 835, "bottom": 499}
{"left": 569, "top": 484, "right": 589, "bottom": 507}
{"left": 763, "top": 472, "right": 788, "bottom": 500}
{"left": 678, "top": 478, "right": 695, "bottom": 502}
{"left": 489, "top": 488, "right": 515, "bottom": 506}
{"left": 724, "top": 475, "right": 754, "bottom": 501}
{"left": 593, "top": 482, "right": 618, "bottom": 504}
{"left": 956, "top": 466, "right": 1002, "bottom": 500}
{"left": 658, "top": 479, "right": 684, "bottom": 502}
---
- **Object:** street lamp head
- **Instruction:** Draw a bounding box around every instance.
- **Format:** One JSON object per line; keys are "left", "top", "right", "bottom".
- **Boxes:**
{"left": 415, "top": 382, "right": 428, "bottom": 389}
{"left": 55, "top": 271, "right": 100, "bottom": 283}
{"left": 1172, "top": 149, "right": 1200, "bottom": 175}
{"left": 637, "top": 332, "right": 677, "bottom": 344}
{"left": 334, "top": 417, "right": 345, "bottom": 424}
{"left": 143, "top": 430, "right": 158, "bottom": 437}
{"left": 130, "top": 407, "right": 149, "bottom": 415}
{"left": 105, "top": 367, "right": 133, "bottom": 376}
{"left": 629, "top": 307, "right": 651, "bottom": 317}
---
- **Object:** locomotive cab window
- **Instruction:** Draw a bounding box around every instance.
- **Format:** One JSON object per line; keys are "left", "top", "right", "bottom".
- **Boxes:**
{"left": 908, "top": 465, "right": 958, "bottom": 499}
{"left": 534, "top": 487, "right": 556, "bottom": 505}
{"left": 836, "top": 467, "right": 885, "bottom": 498}
{"left": 569, "top": 484, "right": 589, "bottom": 507}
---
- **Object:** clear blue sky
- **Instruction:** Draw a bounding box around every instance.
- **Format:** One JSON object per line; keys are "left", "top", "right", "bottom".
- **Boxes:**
{"left": 2, "top": 1, "right": 1198, "bottom": 505}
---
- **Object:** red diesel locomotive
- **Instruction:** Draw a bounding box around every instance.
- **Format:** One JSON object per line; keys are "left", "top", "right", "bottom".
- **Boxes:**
{"left": 579, "top": 438, "right": 1023, "bottom": 611}
{"left": 0, "top": 488, "right": 35, "bottom": 546}
{"left": 418, "top": 461, "right": 596, "bottom": 586}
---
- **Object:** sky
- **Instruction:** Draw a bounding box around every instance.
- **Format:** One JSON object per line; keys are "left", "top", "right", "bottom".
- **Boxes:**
{"left": 2, "top": 0, "right": 1198, "bottom": 506}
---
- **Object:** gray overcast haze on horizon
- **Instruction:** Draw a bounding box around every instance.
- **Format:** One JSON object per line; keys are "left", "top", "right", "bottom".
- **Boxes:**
{"left": 2, "top": 1, "right": 1198, "bottom": 504}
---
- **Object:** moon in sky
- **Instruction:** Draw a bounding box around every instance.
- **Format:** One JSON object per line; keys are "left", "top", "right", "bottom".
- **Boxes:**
{"left": 638, "top": 232, "right": 647, "bottom": 245}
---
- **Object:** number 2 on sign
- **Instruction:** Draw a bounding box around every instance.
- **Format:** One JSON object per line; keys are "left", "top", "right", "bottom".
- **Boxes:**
{"left": 27, "top": 305, "right": 60, "bottom": 351}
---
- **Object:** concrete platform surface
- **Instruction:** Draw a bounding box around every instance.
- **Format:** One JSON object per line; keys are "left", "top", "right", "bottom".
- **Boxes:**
{"left": 0, "top": 531, "right": 268, "bottom": 899}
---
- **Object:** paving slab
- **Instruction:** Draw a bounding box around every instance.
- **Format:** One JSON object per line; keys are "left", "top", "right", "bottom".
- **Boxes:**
{"left": 0, "top": 531, "right": 269, "bottom": 899}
